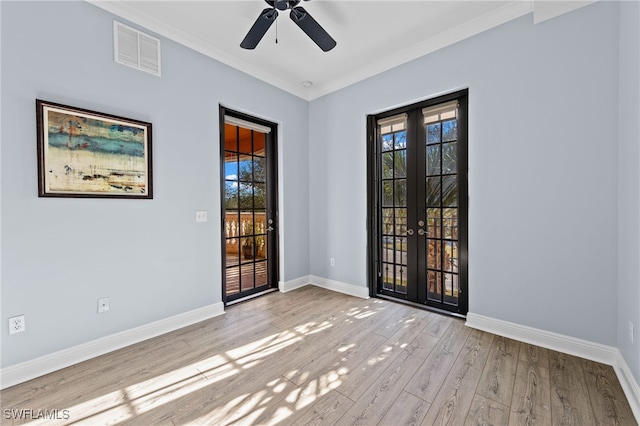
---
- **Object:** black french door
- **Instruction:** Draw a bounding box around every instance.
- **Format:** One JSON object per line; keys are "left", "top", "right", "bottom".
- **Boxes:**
{"left": 220, "top": 107, "right": 279, "bottom": 305}
{"left": 368, "top": 90, "right": 468, "bottom": 316}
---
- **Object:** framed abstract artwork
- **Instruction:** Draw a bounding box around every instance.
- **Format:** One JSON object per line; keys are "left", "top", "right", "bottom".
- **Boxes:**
{"left": 36, "top": 99, "right": 153, "bottom": 198}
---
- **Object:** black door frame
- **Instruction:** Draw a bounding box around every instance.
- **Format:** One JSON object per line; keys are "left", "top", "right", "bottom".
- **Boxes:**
{"left": 367, "top": 89, "right": 468, "bottom": 316}
{"left": 219, "top": 106, "right": 279, "bottom": 306}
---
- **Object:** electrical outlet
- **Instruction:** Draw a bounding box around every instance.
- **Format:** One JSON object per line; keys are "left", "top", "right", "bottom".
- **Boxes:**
{"left": 195, "top": 210, "right": 208, "bottom": 222}
{"left": 98, "top": 297, "right": 110, "bottom": 314}
{"left": 629, "top": 322, "right": 635, "bottom": 344}
{"left": 9, "top": 315, "right": 25, "bottom": 334}
{"left": 330, "top": 257, "right": 335, "bottom": 267}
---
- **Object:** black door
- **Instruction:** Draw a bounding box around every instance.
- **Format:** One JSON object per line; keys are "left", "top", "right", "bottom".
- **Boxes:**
{"left": 220, "top": 107, "right": 278, "bottom": 304}
{"left": 368, "top": 90, "right": 468, "bottom": 316}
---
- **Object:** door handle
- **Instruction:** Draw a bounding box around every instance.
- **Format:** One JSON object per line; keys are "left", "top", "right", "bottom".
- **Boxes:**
{"left": 267, "top": 226, "right": 274, "bottom": 232}
{"left": 418, "top": 229, "right": 425, "bottom": 236}
{"left": 406, "top": 229, "right": 414, "bottom": 236}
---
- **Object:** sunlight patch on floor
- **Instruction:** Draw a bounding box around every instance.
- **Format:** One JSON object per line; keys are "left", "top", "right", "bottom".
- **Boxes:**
{"left": 20, "top": 293, "right": 382, "bottom": 425}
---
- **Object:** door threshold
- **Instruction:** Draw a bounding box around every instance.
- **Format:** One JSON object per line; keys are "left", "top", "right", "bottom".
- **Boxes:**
{"left": 375, "top": 294, "right": 466, "bottom": 319}
{"left": 226, "top": 288, "right": 279, "bottom": 307}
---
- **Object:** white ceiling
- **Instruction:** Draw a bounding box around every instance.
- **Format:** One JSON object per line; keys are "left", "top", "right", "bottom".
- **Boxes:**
{"left": 92, "top": 1, "right": 538, "bottom": 100}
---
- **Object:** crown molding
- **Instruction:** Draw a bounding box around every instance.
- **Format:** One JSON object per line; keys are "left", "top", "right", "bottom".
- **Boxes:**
{"left": 88, "top": 1, "right": 533, "bottom": 102}
{"left": 308, "top": 0, "right": 533, "bottom": 100}
{"left": 88, "top": 0, "right": 310, "bottom": 100}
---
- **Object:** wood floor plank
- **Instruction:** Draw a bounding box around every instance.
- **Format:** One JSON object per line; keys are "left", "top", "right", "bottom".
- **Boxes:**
{"left": 0, "top": 288, "right": 635, "bottom": 426}
{"left": 519, "top": 343, "right": 551, "bottom": 370}
{"left": 464, "top": 394, "right": 510, "bottom": 426}
{"left": 278, "top": 299, "right": 409, "bottom": 390}
{"left": 549, "top": 351, "right": 596, "bottom": 425}
{"left": 335, "top": 310, "right": 435, "bottom": 401}
{"left": 282, "top": 323, "right": 388, "bottom": 387}
{"left": 0, "top": 336, "right": 198, "bottom": 414}
{"left": 404, "top": 319, "right": 471, "bottom": 403}
{"left": 225, "top": 377, "right": 302, "bottom": 426}
{"left": 509, "top": 356, "right": 552, "bottom": 425}
{"left": 284, "top": 388, "right": 354, "bottom": 426}
{"left": 115, "top": 354, "right": 286, "bottom": 425}
{"left": 581, "top": 359, "right": 637, "bottom": 426}
{"left": 476, "top": 336, "right": 520, "bottom": 407}
{"left": 423, "top": 312, "right": 454, "bottom": 338}
{"left": 420, "top": 332, "right": 494, "bottom": 425}
{"left": 372, "top": 307, "right": 433, "bottom": 339}
{"left": 336, "top": 329, "right": 440, "bottom": 425}
{"left": 378, "top": 391, "right": 431, "bottom": 426}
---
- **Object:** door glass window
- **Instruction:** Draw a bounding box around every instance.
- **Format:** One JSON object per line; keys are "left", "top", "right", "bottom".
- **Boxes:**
{"left": 222, "top": 114, "right": 276, "bottom": 303}
{"left": 379, "top": 114, "right": 408, "bottom": 295}
{"left": 423, "top": 102, "right": 459, "bottom": 305}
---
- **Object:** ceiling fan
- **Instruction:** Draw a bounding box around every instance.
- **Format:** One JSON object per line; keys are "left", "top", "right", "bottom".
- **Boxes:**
{"left": 240, "top": 0, "right": 337, "bottom": 52}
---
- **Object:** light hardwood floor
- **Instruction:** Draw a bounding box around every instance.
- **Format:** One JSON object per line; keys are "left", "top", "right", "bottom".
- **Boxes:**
{"left": 1, "top": 286, "right": 636, "bottom": 425}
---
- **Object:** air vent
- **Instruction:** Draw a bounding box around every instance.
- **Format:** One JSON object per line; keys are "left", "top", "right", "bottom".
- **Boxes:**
{"left": 114, "top": 21, "right": 161, "bottom": 77}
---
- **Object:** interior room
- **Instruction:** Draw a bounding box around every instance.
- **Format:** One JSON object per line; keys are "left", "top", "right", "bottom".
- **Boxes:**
{"left": 1, "top": 0, "right": 639, "bottom": 424}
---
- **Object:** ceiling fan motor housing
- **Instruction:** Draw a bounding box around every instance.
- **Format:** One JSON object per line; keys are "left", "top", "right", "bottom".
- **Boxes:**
{"left": 269, "top": 0, "right": 303, "bottom": 11}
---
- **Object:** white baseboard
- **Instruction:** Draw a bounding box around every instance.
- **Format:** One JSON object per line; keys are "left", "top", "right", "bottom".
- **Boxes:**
{"left": 614, "top": 350, "right": 640, "bottom": 422}
{"left": 279, "top": 275, "right": 370, "bottom": 300}
{"left": 465, "top": 312, "right": 618, "bottom": 364}
{"left": 0, "top": 302, "right": 225, "bottom": 390}
{"left": 309, "top": 275, "right": 370, "bottom": 299}
{"left": 279, "top": 275, "right": 311, "bottom": 293}
{"left": 466, "top": 312, "right": 640, "bottom": 423}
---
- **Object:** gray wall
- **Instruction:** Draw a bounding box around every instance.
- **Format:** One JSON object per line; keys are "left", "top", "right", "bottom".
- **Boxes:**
{"left": 0, "top": 1, "right": 309, "bottom": 367}
{"left": 1, "top": 0, "right": 637, "bottom": 387}
{"left": 309, "top": 1, "right": 620, "bottom": 347}
{"left": 618, "top": 0, "right": 640, "bottom": 383}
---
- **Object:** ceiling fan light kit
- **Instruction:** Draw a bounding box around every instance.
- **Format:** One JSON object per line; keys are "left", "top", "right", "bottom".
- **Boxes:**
{"left": 240, "top": 0, "right": 336, "bottom": 52}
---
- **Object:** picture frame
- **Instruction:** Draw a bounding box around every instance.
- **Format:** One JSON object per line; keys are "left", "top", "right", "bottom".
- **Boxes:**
{"left": 36, "top": 99, "right": 153, "bottom": 199}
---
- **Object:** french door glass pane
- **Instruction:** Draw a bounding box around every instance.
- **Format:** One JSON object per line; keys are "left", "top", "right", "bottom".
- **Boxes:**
{"left": 442, "top": 142, "right": 457, "bottom": 174}
{"left": 382, "top": 152, "right": 393, "bottom": 178}
{"left": 394, "top": 180, "right": 406, "bottom": 206}
{"left": 383, "top": 263, "right": 393, "bottom": 290}
{"left": 395, "top": 208, "right": 407, "bottom": 236}
{"left": 443, "top": 208, "right": 458, "bottom": 239}
{"left": 427, "top": 208, "right": 441, "bottom": 238}
{"left": 442, "top": 176, "right": 457, "bottom": 207}
{"left": 394, "top": 150, "right": 407, "bottom": 178}
{"left": 382, "top": 208, "right": 394, "bottom": 234}
{"left": 427, "top": 271, "right": 442, "bottom": 301}
{"left": 382, "top": 134, "right": 393, "bottom": 151}
{"left": 426, "top": 177, "right": 441, "bottom": 207}
{"left": 427, "top": 123, "right": 441, "bottom": 144}
{"left": 254, "top": 157, "right": 266, "bottom": 182}
{"left": 238, "top": 127, "right": 252, "bottom": 154}
{"left": 225, "top": 183, "right": 238, "bottom": 209}
{"left": 253, "top": 132, "right": 266, "bottom": 155}
{"left": 382, "top": 181, "right": 394, "bottom": 206}
{"left": 427, "top": 239, "right": 442, "bottom": 270}
{"left": 394, "top": 131, "right": 407, "bottom": 149}
{"left": 442, "top": 120, "right": 457, "bottom": 142}
{"left": 254, "top": 184, "right": 266, "bottom": 209}
{"left": 255, "top": 261, "right": 267, "bottom": 287}
{"left": 427, "top": 145, "right": 441, "bottom": 175}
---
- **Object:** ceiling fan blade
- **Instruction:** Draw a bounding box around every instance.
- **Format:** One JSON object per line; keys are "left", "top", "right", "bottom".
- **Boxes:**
{"left": 289, "top": 6, "right": 336, "bottom": 52}
{"left": 240, "top": 8, "right": 278, "bottom": 50}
